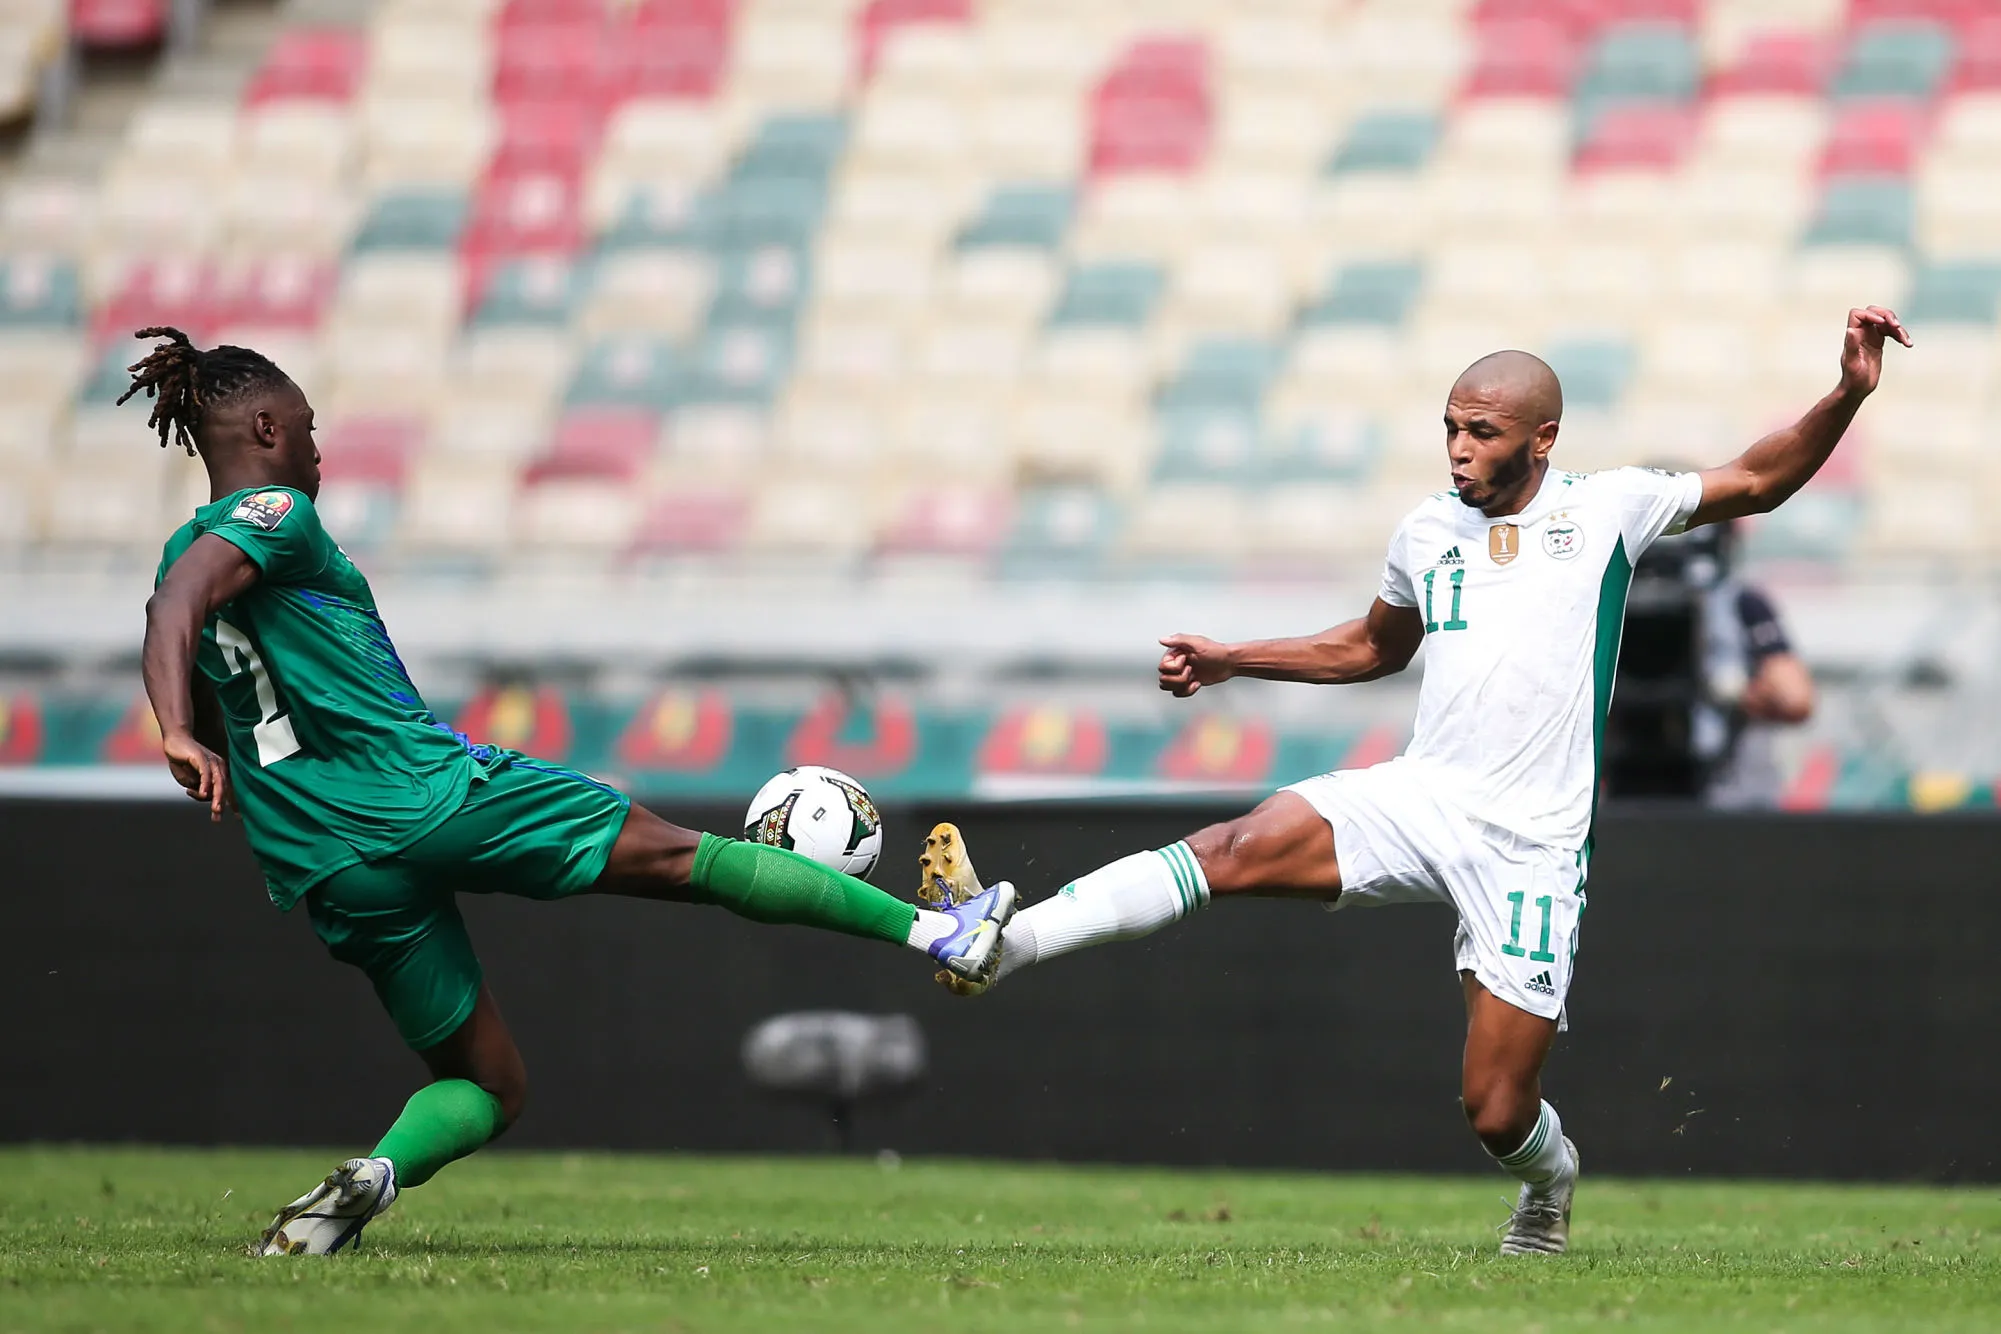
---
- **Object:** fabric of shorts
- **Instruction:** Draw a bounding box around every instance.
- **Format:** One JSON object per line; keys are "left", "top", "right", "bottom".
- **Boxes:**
{"left": 304, "top": 753, "right": 631, "bottom": 1050}
{"left": 1282, "top": 758, "right": 1587, "bottom": 1025}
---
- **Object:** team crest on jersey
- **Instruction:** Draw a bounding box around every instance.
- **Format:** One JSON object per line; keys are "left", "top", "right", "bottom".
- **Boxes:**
{"left": 1543, "top": 516, "right": 1584, "bottom": 560}
{"left": 1488, "top": 523, "right": 1520, "bottom": 565}
{"left": 230, "top": 490, "right": 294, "bottom": 531}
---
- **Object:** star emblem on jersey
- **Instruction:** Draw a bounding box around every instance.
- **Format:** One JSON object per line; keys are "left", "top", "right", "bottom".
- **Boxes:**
{"left": 1488, "top": 524, "right": 1520, "bottom": 565}
{"left": 1542, "top": 518, "right": 1584, "bottom": 560}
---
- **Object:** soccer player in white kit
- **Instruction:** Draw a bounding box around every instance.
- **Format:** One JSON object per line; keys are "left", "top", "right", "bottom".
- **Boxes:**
{"left": 919, "top": 306, "right": 1909, "bottom": 1255}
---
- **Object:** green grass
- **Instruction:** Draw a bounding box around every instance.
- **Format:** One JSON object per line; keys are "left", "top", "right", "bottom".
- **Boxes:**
{"left": 3, "top": 1148, "right": 1997, "bottom": 1332}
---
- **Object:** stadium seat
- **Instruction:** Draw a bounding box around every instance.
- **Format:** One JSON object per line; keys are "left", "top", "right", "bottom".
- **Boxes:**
{"left": 361, "top": 98, "right": 497, "bottom": 188}
{"left": 1904, "top": 259, "right": 2001, "bottom": 323}
{"left": 351, "top": 188, "right": 468, "bottom": 251}
{"left": 1831, "top": 21, "right": 1957, "bottom": 100}
{"left": 1803, "top": 176, "right": 1914, "bottom": 246}
{"left": 1574, "top": 22, "right": 1701, "bottom": 112}
{"left": 1046, "top": 261, "right": 1165, "bottom": 328}
{"left": 627, "top": 483, "right": 751, "bottom": 555}
{"left": 70, "top": 0, "right": 166, "bottom": 49}
{"left": 741, "top": 479, "right": 874, "bottom": 559}
{"left": 1695, "top": 97, "right": 1829, "bottom": 171}
{"left": 524, "top": 407, "right": 658, "bottom": 484}
{"left": 997, "top": 483, "right": 1118, "bottom": 580}
{"left": 1264, "top": 408, "right": 1381, "bottom": 486}
{"left": 398, "top": 457, "right": 519, "bottom": 555}
{"left": 1115, "top": 483, "right": 1246, "bottom": 572}
{"left": 687, "top": 322, "right": 794, "bottom": 405}
{"left": 462, "top": 168, "right": 587, "bottom": 262}
{"left": 1011, "top": 396, "right": 1149, "bottom": 489}
{"left": 515, "top": 477, "right": 644, "bottom": 553}
{"left": 874, "top": 481, "right": 1011, "bottom": 557}
{"left": 1573, "top": 102, "right": 1698, "bottom": 170}
{"left": 565, "top": 336, "right": 685, "bottom": 410}
{"left": 937, "top": 249, "right": 1060, "bottom": 325}
{"left": 1544, "top": 336, "right": 1635, "bottom": 409}
{"left": 1325, "top": 111, "right": 1439, "bottom": 174}
{"left": 1151, "top": 403, "right": 1261, "bottom": 485}
{"left": 470, "top": 256, "right": 582, "bottom": 326}
{"left": 956, "top": 184, "right": 1072, "bottom": 250}
{"left": 1819, "top": 99, "right": 1929, "bottom": 176}
{"left": 1088, "top": 37, "right": 1212, "bottom": 178}
{"left": 1953, "top": 19, "right": 2001, "bottom": 90}
{"left": 1464, "top": 21, "right": 1579, "bottom": 99}
{"left": 0, "top": 257, "right": 79, "bottom": 327}
{"left": 244, "top": 27, "right": 367, "bottom": 106}
{"left": 706, "top": 242, "right": 810, "bottom": 325}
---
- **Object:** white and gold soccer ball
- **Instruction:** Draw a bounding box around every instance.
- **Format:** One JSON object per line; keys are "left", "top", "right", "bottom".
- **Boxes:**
{"left": 742, "top": 765, "right": 883, "bottom": 880}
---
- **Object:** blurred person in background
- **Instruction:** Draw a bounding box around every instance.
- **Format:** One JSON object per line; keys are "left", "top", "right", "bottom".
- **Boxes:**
{"left": 1693, "top": 521, "right": 1815, "bottom": 808}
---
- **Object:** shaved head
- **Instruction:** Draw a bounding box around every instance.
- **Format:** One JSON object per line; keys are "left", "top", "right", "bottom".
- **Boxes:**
{"left": 1452, "top": 350, "right": 1564, "bottom": 429}
{"left": 1441, "top": 350, "right": 1565, "bottom": 516}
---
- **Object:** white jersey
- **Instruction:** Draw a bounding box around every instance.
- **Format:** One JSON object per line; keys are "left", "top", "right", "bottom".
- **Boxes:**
{"left": 1377, "top": 465, "right": 1705, "bottom": 851}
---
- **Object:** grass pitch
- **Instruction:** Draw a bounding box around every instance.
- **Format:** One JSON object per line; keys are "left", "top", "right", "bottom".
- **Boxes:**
{"left": 3, "top": 1147, "right": 1996, "bottom": 1333}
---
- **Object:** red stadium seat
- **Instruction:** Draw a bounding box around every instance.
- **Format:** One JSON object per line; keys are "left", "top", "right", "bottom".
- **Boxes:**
{"left": 1851, "top": 0, "right": 1988, "bottom": 31}
{"left": 94, "top": 260, "right": 219, "bottom": 344}
{"left": 876, "top": 484, "right": 1012, "bottom": 555}
{"left": 1471, "top": 0, "right": 1594, "bottom": 37}
{"left": 525, "top": 409, "right": 657, "bottom": 484}
{"left": 1574, "top": 102, "right": 1699, "bottom": 171}
{"left": 1707, "top": 31, "right": 1834, "bottom": 96}
{"left": 498, "top": 0, "right": 606, "bottom": 28}
{"left": 243, "top": 28, "right": 366, "bottom": 106}
{"left": 317, "top": 416, "right": 423, "bottom": 486}
{"left": 1464, "top": 21, "right": 1580, "bottom": 98}
{"left": 489, "top": 98, "right": 606, "bottom": 174}
{"left": 70, "top": 0, "right": 167, "bottom": 49}
{"left": 616, "top": 18, "right": 732, "bottom": 100}
{"left": 1588, "top": 0, "right": 1699, "bottom": 24}
{"left": 494, "top": 23, "right": 607, "bottom": 107}
{"left": 462, "top": 168, "right": 586, "bottom": 270}
{"left": 1953, "top": 20, "right": 2001, "bottom": 89}
{"left": 629, "top": 487, "right": 751, "bottom": 553}
{"left": 1819, "top": 99, "right": 1931, "bottom": 176}
{"left": 857, "top": 0, "right": 970, "bottom": 79}
{"left": 217, "top": 258, "right": 335, "bottom": 332}
{"left": 1089, "top": 37, "right": 1210, "bottom": 177}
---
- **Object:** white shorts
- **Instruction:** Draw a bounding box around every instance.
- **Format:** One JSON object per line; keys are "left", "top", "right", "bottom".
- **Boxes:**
{"left": 1282, "top": 758, "right": 1586, "bottom": 1025}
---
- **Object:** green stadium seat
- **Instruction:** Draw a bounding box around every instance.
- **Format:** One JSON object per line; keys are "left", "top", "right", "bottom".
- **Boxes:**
{"left": 1046, "top": 261, "right": 1164, "bottom": 328}
{"left": 1299, "top": 261, "right": 1424, "bottom": 327}
{"left": 1166, "top": 339, "right": 1282, "bottom": 403}
{"left": 597, "top": 190, "right": 720, "bottom": 251}
{"left": 998, "top": 485, "right": 1117, "bottom": 579}
{"left": 565, "top": 336, "right": 687, "bottom": 409}
{"left": 1545, "top": 337, "right": 1634, "bottom": 409}
{"left": 705, "top": 243, "right": 810, "bottom": 327}
{"left": 1903, "top": 261, "right": 2001, "bottom": 324}
{"left": 1327, "top": 111, "right": 1438, "bottom": 174}
{"left": 731, "top": 114, "right": 847, "bottom": 183}
{"left": 0, "top": 259, "right": 80, "bottom": 327}
{"left": 1576, "top": 24, "right": 1700, "bottom": 104}
{"left": 350, "top": 189, "right": 466, "bottom": 252}
{"left": 1803, "top": 178, "right": 1913, "bottom": 247}
{"left": 956, "top": 185, "right": 1073, "bottom": 250}
{"left": 1265, "top": 411, "right": 1380, "bottom": 484}
{"left": 1832, "top": 22, "right": 1955, "bottom": 101}
{"left": 687, "top": 322, "right": 794, "bottom": 405}
{"left": 716, "top": 176, "right": 828, "bottom": 247}
{"left": 77, "top": 343, "right": 142, "bottom": 406}
{"left": 1152, "top": 403, "right": 1261, "bottom": 484}
{"left": 471, "top": 258, "right": 582, "bottom": 328}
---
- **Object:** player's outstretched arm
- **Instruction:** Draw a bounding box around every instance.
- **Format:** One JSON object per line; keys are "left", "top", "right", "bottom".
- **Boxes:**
{"left": 1158, "top": 599, "right": 1425, "bottom": 696}
{"left": 1687, "top": 305, "right": 1911, "bottom": 529}
{"left": 144, "top": 533, "right": 261, "bottom": 820}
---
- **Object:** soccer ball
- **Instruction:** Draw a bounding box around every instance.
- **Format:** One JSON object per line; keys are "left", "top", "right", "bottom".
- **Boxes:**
{"left": 743, "top": 766, "right": 883, "bottom": 880}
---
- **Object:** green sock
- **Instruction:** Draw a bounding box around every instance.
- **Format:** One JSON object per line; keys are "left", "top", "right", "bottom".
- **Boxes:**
{"left": 690, "top": 833, "right": 918, "bottom": 945}
{"left": 371, "top": 1079, "right": 506, "bottom": 1189}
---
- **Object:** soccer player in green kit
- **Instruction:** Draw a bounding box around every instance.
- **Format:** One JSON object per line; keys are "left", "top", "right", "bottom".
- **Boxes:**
{"left": 130, "top": 327, "right": 1016, "bottom": 1255}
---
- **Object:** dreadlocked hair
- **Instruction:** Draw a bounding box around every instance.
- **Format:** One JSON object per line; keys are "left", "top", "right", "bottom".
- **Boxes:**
{"left": 117, "top": 326, "right": 291, "bottom": 457}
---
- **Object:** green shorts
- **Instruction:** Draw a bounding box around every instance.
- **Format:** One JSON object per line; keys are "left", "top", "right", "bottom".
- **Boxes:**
{"left": 305, "top": 754, "right": 631, "bottom": 1050}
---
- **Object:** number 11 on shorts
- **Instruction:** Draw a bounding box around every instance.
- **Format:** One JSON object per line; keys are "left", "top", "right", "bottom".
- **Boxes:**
{"left": 1501, "top": 891, "right": 1559, "bottom": 963}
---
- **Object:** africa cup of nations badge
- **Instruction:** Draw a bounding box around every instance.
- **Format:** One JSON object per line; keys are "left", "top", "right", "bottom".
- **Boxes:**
{"left": 1543, "top": 514, "right": 1584, "bottom": 560}
{"left": 230, "top": 490, "right": 294, "bottom": 531}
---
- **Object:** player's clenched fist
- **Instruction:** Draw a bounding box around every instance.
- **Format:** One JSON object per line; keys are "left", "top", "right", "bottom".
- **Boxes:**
{"left": 1839, "top": 306, "right": 1911, "bottom": 397}
{"left": 1158, "top": 634, "right": 1234, "bottom": 697}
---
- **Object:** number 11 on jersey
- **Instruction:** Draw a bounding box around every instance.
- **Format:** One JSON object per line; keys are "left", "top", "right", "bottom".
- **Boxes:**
{"left": 1422, "top": 568, "right": 1469, "bottom": 634}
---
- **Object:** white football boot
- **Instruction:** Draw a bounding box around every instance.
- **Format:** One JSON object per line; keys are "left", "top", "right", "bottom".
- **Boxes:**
{"left": 258, "top": 1156, "right": 398, "bottom": 1256}
{"left": 919, "top": 822, "right": 1005, "bottom": 996}
{"left": 1498, "top": 1136, "right": 1578, "bottom": 1256}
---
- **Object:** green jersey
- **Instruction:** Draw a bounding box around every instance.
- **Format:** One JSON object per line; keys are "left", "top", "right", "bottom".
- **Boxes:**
{"left": 157, "top": 486, "right": 504, "bottom": 907}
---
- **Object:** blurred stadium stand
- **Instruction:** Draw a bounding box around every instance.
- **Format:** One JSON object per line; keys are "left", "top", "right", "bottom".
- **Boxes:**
{"left": 2, "top": 0, "right": 2000, "bottom": 807}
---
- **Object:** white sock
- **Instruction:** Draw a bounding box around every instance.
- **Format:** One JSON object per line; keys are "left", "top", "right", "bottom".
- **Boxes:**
{"left": 994, "top": 843, "right": 1209, "bottom": 982}
{"left": 1490, "top": 1100, "right": 1573, "bottom": 1192}
{"left": 905, "top": 908, "right": 957, "bottom": 953}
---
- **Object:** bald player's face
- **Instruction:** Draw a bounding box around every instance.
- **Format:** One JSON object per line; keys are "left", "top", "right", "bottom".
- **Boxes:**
{"left": 1443, "top": 380, "right": 1549, "bottom": 513}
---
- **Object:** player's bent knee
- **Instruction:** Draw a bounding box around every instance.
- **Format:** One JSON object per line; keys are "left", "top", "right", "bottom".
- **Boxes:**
{"left": 1183, "top": 819, "right": 1259, "bottom": 894}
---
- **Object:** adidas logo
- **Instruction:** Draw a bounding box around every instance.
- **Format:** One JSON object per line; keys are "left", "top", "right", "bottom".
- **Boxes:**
{"left": 1438, "top": 545, "right": 1464, "bottom": 566}
{"left": 1525, "top": 970, "right": 1556, "bottom": 997}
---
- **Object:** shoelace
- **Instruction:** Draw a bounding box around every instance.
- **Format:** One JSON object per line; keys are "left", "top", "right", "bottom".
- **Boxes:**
{"left": 1504, "top": 1198, "right": 1565, "bottom": 1234}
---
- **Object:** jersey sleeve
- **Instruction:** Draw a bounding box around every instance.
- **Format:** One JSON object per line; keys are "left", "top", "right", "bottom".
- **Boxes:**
{"left": 1377, "top": 514, "right": 1419, "bottom": 608}
{"left": 203, "top": 488, "right": 332, "bottom": 585}
{"left": 1603, "top": 467, "right": 1704, "bottom": 557}
{"left": 1735, "top": 585, "right": 1792, "bottom": 663}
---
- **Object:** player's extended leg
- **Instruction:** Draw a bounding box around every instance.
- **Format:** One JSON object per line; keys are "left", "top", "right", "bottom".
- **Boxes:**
{"left": 590, "top": 800, "right": 1013, "bottom": 978}
{"left": 933, "top": 791, "right": 1342, "bottom": 990}
{"left": 1462, "top": 974, "right": 1578, "bottom": 1256}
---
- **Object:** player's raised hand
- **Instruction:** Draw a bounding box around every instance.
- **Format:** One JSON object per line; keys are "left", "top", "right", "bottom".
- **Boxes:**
{"left": 1839, "top": 306, "right": 1911, "bottom": 397}
{"left": 1158, "top": 634, "right": 1235, "bottom": 698}
{"left": 163, "top": 728, "right": 232, "bottom": 822}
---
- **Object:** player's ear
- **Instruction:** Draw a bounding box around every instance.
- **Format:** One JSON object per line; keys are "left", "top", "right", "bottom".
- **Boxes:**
{"left": 251, "top": 408, "right": 280, "bottom": 448}
{"left": 1533, "top": 420, "right": 1559, "bottom": 458}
